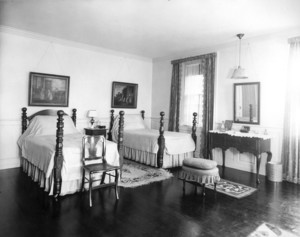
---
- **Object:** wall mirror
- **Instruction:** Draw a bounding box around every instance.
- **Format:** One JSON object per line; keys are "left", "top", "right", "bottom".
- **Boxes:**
{"left": 234, "top": 82, "right": 260, "bottom": 124}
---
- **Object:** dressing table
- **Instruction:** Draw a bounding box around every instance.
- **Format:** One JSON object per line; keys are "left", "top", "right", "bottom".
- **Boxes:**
{"left": 208, "top": 130, "right": 272, "bottom": 184}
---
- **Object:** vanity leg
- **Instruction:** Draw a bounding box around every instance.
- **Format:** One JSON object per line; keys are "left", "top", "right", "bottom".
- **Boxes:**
{"left": 256, "top": 154, "right": 261, "bottom": 184}
{"left": 222, "top": 149, "right": 226, "bottom": 168}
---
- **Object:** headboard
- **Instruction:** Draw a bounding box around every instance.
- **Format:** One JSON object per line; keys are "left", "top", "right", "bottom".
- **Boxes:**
{"left": 21, "top": 107, "right": 77, "bottom": 133}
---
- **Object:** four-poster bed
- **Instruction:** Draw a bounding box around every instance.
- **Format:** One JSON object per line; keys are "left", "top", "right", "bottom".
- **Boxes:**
{"left": 109, "top": 110, "right": 197, "bottom": 168}
{"left": 19, "top": 108, "right": 124, "bottom": 200}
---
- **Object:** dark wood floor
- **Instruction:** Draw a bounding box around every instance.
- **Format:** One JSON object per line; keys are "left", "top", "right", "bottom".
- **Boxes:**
{"left": 0, "top": 165, "right": 299, "bottom": 237}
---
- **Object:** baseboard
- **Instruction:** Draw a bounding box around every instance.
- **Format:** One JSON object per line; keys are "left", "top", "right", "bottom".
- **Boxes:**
{"left": 0, "top": 157, "right": 21, "bottom": 170}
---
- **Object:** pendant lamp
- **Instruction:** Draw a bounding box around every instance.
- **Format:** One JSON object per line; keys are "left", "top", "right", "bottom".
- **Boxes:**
{"left": 232, "top": 33, "right": 248, "bottom": 79}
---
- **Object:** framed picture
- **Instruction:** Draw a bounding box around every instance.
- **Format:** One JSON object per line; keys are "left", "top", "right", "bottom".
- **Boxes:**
{"left": 111, "top": 81, "right": 138, "bottom": 108}
{"left": 225, "top": 120, "right": 233, "bottom": 130}
{"left": 28, "top": 72, "right": 70, "bottom": 107}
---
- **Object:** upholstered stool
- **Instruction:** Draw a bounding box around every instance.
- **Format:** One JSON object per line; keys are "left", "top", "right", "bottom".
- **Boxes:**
{"left": 179, "top": 158, "right": 220, "bottom": 196}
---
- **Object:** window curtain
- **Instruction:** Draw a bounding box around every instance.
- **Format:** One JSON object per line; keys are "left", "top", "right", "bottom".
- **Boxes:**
{"left": 168, "top": 63, "right": 181, "bottom": 132}
{"left": 168, "top": 53, "right": 216, "bottom": 157}
{"left": 199, "top": 54, "right": 216, "bottom": 158}
{"left": 180, "top": 61, "right": 202, "bottom": 126}
{"left": 282, "top": 36, "right": 300, "bottom": 184}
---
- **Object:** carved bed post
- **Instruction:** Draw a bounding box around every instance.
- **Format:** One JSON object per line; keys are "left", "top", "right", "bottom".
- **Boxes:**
{"left": 157, "top": 111, "right": 165, "bottom": 168}
{"left": 192, "top": 112, "right": 198, "bottom": 155}
{"left": 21, "top": 107, "right": 28, "bottom": 134}
{"left": 108, "top": 109, "right": 114, "bottom": 141}
{"left": 53, "top": 110, "right": 64, "bottom": 200}
{"left": 118, "top": 111, "right": 125, "bottom": 173}
{"left": 71, "top": 108, "right": 77, "bottom": 126}
{"left": 141, "top": 110, "right": 145, "bottom": 120}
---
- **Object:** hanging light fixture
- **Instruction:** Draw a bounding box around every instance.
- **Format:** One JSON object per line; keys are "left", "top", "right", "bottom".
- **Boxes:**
{"left": 232, "top": 33, "right": 248, "bottom": 79}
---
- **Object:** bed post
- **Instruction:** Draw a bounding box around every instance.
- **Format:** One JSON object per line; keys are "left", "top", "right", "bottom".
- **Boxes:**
{"left": 71, "top": 109, "right": 77, "bottom": 126}
{"left": 108, "top": 109, "right": 114, "bottom": 141}
{"left": 192, "top": 112, "right": 197, "bottom": 155}
{"left": 53, "top": 110, "right": 64, "bottom": 200}
{"left": 21, "top": 107, "right": 28, "bottom": 134}
{"left": 141, "top": 110, "right": 145, "bottom": 120}
{"left": 118, "top": 111, "right": 125, "bottom": 172}
{"left": 157, "top": 111, "right": 165, "bottom": 168}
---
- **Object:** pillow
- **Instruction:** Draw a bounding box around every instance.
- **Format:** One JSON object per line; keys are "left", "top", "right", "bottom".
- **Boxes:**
{"left": 17, "top": 115, "right": 80, "bottom": 148}
{"left": 183, "top": 158, "right": 217, "bottom": 170}
{"left": 62, "top": 116, "right": 80, "bottom": 134}
{"left": 23, "top": 115, "right": 79, "bottom": 136}
{"left": 123, "top": 114, "right": 146, "bottom": 130}
{"left": 111, "top": 114, "right": 147, "bottom": 142}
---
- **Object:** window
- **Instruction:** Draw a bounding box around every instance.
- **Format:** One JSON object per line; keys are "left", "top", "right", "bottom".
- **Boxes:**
{"left": 180, "top": 63, "right": 204, "bottom": 127}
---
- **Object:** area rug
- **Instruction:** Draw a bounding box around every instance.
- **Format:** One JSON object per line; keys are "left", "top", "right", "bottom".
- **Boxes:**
{"left": 118, "top": 160, "right": 173, "bottom": 188}
{"left": 248, "top": 223, "right": 298, "bottom": 237}
{"left": 206, "top": 179, "right": 257, "bottom": 199}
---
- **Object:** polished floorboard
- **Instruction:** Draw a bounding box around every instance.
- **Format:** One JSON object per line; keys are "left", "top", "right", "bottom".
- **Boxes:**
{"left": 0, "top": 165, "right": 299, "bottom": 237}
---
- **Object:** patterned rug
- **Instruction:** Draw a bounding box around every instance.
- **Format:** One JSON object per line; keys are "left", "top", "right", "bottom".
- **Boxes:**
{"left": 206, "top": 179, "right": 257, "bottom": 198}
{"left": 248, "top": 223, "right": 298, "bottom": 237}
{"left": 119, "top": 160, "right": 173, "bottom": 188}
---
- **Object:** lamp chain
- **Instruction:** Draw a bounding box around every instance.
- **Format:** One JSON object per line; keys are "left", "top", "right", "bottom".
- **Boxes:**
{"left": 239, "top": 36, "right": 241, "bottom": 67}
{"left": 237, "top": 33, "right": 244, "bottom": 67}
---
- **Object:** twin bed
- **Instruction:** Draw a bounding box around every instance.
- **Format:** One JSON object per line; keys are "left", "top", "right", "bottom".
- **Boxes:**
{"left": 18, "top": 108, "right": 197, "bottom": 200}
{"left": 19, "top": 108, "right": 122, "bottom": 199}
{"left": 109, "top": 110, "right": 197, "bottom": 168}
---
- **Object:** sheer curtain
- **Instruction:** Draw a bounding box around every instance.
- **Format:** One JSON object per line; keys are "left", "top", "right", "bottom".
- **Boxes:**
{"left": 180, "top": 62, "right": 203, "bottom": 127}
{"left": 282, "top": 36, "right": 300, "bottom": 184}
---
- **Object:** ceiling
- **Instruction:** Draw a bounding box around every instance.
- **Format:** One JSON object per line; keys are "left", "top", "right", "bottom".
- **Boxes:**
{"left": 1, "top": 0, "right": 300, "bottom": 59}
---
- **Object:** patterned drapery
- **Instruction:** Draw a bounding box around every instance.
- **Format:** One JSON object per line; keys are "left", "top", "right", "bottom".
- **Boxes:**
{"left": 282, "top": 36, "right": 300, "bottom": 184}
{"left": 168, "top": 53, "right": 216, "bottom": 157}
{"left": 168, "top": 63, "right": 181, "bottom": 132}
{"left": 200, "top": 54, "right": 216, "bottom": 158}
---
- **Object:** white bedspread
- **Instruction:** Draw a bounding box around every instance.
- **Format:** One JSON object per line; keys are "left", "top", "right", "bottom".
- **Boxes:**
{"left": 17, "top": 115, "right": 120, "bottom": 195}
{"left": 19, "top": 133, "right": 120, "bottom": 180}
{"left": 123, "top": 129, "right": 195, "bottom": 155}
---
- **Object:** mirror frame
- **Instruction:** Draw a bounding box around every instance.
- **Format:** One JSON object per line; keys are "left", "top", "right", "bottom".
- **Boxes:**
{"left": 233, "top": 82, "right": 260, "bottom": 125}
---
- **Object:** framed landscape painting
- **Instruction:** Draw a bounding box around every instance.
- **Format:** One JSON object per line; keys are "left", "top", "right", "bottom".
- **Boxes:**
{"left": 111, "top": 81, "right": 138, "bottom": 108}
{"left": 28, "top": 72, "right": 70, "bottom": 107}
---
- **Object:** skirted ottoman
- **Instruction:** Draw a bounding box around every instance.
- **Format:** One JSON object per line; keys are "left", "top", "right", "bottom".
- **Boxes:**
{"left": 179, "top": 158, "right": 220, "bottom": 196}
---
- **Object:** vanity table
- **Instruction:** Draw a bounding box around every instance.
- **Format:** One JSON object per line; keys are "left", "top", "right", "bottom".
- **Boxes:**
{"left": 208, "top": 130, "right": 272, "bottom": 184}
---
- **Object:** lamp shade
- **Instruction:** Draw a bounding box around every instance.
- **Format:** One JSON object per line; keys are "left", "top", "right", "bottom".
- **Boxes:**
{"left": 231, "top": 66, "right": 248, "bottom": 79}
{"left": 87, "top": 110, "right": 97, "bottom": 118}
{"left": 232, "top": 33, "right": 248, "bottom": 79}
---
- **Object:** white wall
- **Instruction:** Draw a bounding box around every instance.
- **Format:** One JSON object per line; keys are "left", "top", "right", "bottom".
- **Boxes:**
{"left": 152, "top": 30, "right": 300, "bottom": 175}
{"left": 0, "top": 27, "right": 152, "bottom": 170}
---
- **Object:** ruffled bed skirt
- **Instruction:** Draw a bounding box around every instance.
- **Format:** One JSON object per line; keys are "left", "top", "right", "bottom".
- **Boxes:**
{"left": 22, "top": 158, "right": 86, "bottom": 196}
{"left": 123, "top": 146, "right": 193, "bottom": 168}
{"left": 179, "top": 167, "right": 220, "bottom": 185}
{"left": 22, "top": 158, "right": 54, "bottom": 194}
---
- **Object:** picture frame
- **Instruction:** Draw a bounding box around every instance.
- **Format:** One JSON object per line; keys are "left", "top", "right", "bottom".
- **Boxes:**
{"left": 28, "top": 72, "right": 70, "bottom": 107}
{"left": 225, "top": 120, "right": 233, "bottom": 131}
{"left": 111, "top": 81, "right": 138, "bottom": 108}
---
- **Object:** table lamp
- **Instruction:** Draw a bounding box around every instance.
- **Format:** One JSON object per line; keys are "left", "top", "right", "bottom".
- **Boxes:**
{"left": 87, "top": 110, "right": 97, "bottom": 128}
